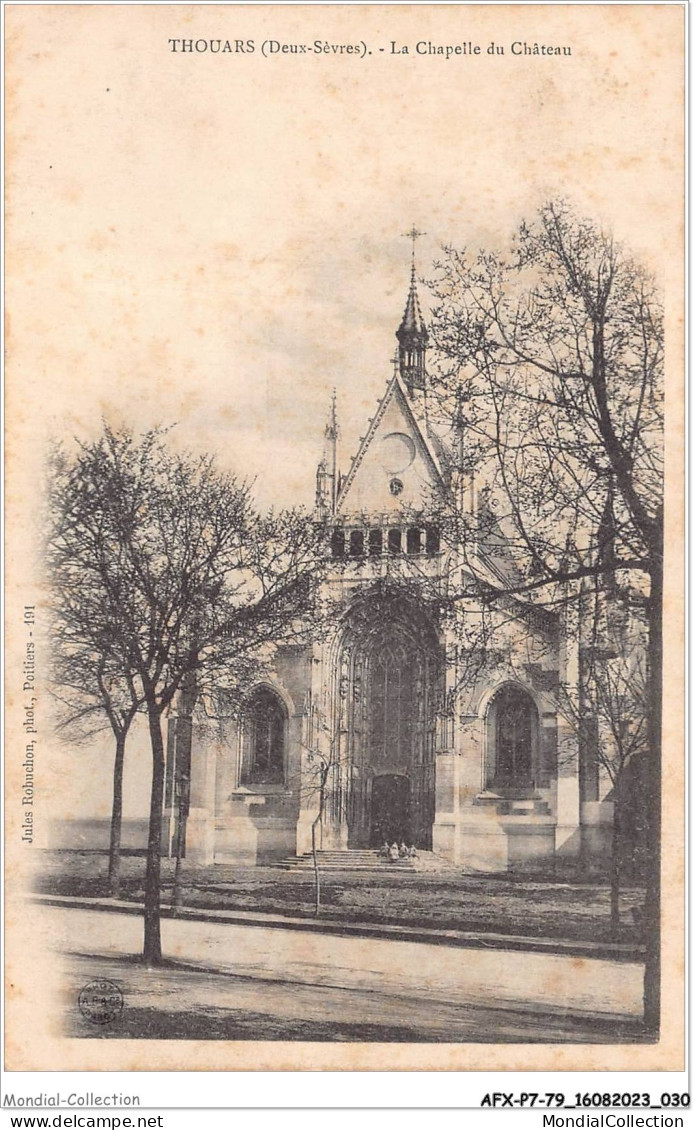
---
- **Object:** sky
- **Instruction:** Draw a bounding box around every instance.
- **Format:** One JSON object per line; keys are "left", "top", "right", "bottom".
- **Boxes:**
{"left": 6, "top": 4, "right": 683, "bottom": 829}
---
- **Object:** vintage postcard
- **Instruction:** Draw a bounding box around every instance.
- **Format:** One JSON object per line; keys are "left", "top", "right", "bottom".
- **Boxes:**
{"left": 4, "top": 3, "right": 685, "bottom": 1073}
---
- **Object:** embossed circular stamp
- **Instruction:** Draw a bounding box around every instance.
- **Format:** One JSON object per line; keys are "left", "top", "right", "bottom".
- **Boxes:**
{"left": 78, "top": 979, "right": 123, "bottom": 1025}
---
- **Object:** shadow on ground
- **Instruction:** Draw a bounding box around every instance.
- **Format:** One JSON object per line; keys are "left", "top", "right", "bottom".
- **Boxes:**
{"left": 63, "top": 951, "right": 651, "bottom": 1045}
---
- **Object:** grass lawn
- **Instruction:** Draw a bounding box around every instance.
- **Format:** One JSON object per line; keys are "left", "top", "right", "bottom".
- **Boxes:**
{"left": 36, "top": 850, "right": 644, "bottom": 945}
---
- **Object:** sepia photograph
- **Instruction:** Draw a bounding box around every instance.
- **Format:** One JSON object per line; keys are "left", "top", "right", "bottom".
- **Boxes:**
{"left": 4, "top": 2, "right": 685, "bottom": 1074}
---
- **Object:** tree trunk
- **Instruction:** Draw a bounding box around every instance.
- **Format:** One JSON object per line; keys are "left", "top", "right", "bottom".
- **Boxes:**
{"left": 610, "top": 786, "right": 621, "bottom": 942}
{"left": 108, "top": 732, "right": 126, "bottom": 898}
{"left": 311, "top": 771, "right": 327, "bottom": 918}
{"left": 143, "top": 703, "right": 166, "bottom": 966}
{"left": 643, "top": 553, "right": 662, "bottom": 1034}
{"left": 172, "top": 784, "right": 189, "bottom": 915}
{"left": 311, "top": 815, "right": 321, "bottom": 918}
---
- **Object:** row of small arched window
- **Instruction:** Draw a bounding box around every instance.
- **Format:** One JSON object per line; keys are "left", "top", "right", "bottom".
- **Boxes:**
{"left": 331, "top": 525, "right": 441, "bottom": 560}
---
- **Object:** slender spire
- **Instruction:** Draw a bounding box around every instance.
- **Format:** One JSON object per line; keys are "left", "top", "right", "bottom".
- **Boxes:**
{"left": 396, "top": 227, "right": 429, "bottom": 395}
{"left": 326, "top": 388, "right": 339, "bottom": 514}
{"left": 325, "top": 387, "right": 338, "bottom": 442}
{"left": 400, "top": 267, "right": 426, "bottom": 334}
{"left": 316, "top": 390, "right": 339, "bottom": 517}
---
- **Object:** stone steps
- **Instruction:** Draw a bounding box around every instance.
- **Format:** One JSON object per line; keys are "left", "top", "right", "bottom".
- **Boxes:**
{"left": 277, "top": 849, "right": 418, "bottom": 873}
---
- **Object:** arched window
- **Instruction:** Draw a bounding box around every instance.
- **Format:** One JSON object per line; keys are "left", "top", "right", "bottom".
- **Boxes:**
{"left": 369, "top": 640, "right": 414, "bottom": 771}
{"left": 488, "top": 686, "right": 536, "bottom": 789}
{"left": 331, "top": 528, "right": 345, "bottom": 559}
{"left": 426, "top": 525, "right": 440, "bottom": 555}
{"left": 349, "top": 529, "right": 365, "bottom": 557}
{"left": 369, "top": 528, "right": 383, "bottom": 557}
{"left": 242, "top": 687, "right": 286, "bottom": 785}
{"left": 388, "top": 528, "right": 402, "bottom": 555}
{"left": 406, "top": 527, "right": 422, "bottom": 555}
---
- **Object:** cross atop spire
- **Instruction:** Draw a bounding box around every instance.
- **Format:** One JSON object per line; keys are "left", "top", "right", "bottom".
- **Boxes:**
{"left": 402, "top": 225, "right": 426, "bottom": 274}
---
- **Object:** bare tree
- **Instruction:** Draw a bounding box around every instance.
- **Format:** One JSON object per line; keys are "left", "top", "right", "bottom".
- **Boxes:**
{"left": 589, "top": 651, "right": 648, "bottom": 940}
{"left": 47, "top": 424, "right": 323, "bottom": 965}
{"left": 52, "top": 656, "right": 142, "bottom": 897}
{"left": 295, "top": 708, "right": 346, "bottom": 918}
{"left": 427, "top": 199, "right": 663, "bottom": 1028}
{"left": 48, "top": 446, "right": 147, "bottom": 896}
{"left": 307, "top": 745, "right": 332, "bottom": 918}
{"left": 555, "top": 587, "right": 649, "bottom": 939}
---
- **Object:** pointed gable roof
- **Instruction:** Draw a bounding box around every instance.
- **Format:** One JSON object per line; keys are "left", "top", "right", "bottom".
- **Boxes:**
{"left": 336, "top": 374, "right": 447, "bottom": 515}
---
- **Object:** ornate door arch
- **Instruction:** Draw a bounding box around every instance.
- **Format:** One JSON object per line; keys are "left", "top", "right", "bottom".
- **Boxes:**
{"left": 369, "top": 636, "right": 415, "bottom": 775}
{"left": 337, "top": 593, "right": 441, "bottom": 848}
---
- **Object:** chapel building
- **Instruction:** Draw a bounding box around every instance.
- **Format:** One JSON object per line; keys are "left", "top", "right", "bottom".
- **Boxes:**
{"left": 165, "top": 258, "right": 618, "bottom": 872}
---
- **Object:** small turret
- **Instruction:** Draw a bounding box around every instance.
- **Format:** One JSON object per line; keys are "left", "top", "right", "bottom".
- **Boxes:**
{"left": 396, "top": 227, "right": 429, "bottom": 396}
{"left": 315, "top": 457, "right": 331, "bottom": 516}
{"left": 315, "top": 389, "right": 339, "bottom": 516}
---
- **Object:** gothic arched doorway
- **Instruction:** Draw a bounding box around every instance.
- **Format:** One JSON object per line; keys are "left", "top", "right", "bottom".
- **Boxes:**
{"left": 370, "top": 774, "right": 411, "bottom": 845}
{"left": 334, "top": 591, "right": 441, "bottom": 849}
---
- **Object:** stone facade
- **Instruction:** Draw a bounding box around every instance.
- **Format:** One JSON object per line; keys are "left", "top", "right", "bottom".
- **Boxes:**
{"left": 167, "top": 267, "right": 618, "bottom": 872}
